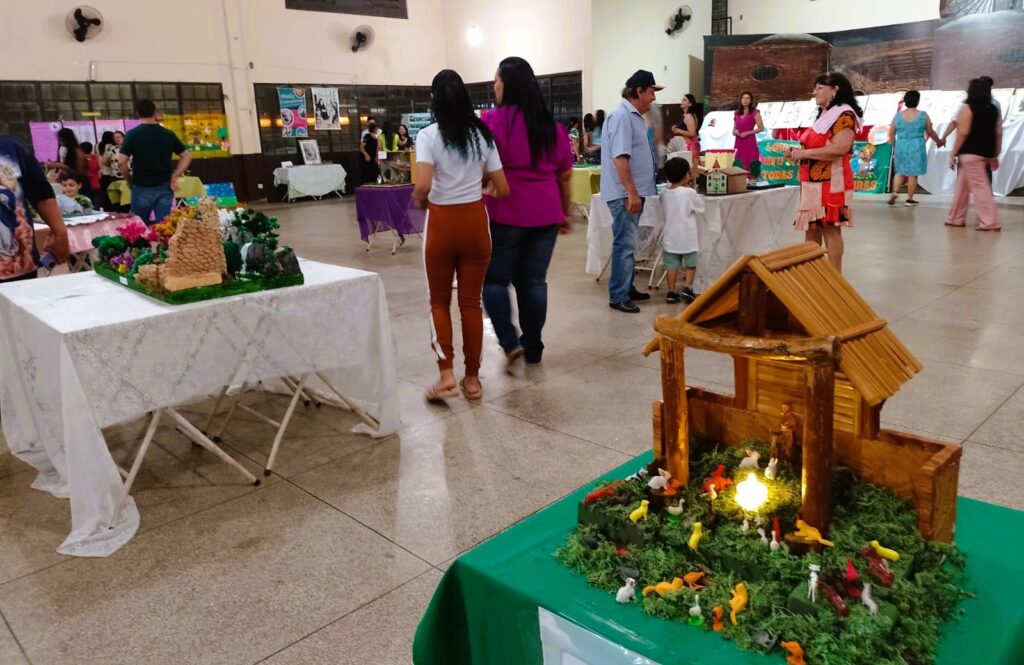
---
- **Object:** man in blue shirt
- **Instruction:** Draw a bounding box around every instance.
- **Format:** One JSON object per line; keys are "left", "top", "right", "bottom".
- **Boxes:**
{"left": 601, "top": 70, "right": 661, "bottom": 313}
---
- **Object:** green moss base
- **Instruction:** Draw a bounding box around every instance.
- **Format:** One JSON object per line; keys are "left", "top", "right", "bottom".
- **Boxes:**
{"left": 556, "top": 440, "right": 967, "bottom": 665}
{"left": 94, "top": 262, "right": 304, "bottom": 304}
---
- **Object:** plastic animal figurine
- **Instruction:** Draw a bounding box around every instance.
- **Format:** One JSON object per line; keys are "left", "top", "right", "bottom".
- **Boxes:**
{"left": 780, "top": 640, "right": 806, "bottom": 665}
{"left": 862, "top": 582, "right": 878, "bottom": 614}
{"left": 642, "top": 577, "right": 684, "bottom": 598}
{"left": 738, "top": 449, "right": 761, "bottom": 469}
{"left": 861, "top": 546, "right": 896, "bottom": 586}
{"left": 702, "top": 465, "right": 733, "bottom": 493}
{"left": 625, "top": 467, "right": 649, "bottom": 482}
{"left": 666, "top": 498, "right": 685, "bottom": 516}
{"left": 870, "top": 539, "right": 900, "bottom": 562}
{"left": 770, "top": 531, "right": 781, "bottom": 552}
{"left": 754, "top": 514, "right": 764, "bottom": 527}
{"left": 845, "top": 559, "right": 863, "bottom": 598}
{"left": 808, "top": 563, "right": 821, "bottom": 603}
{"left": 700, "top": 486, "right": 718, "bottom": 502}
{"left": 757, "top": 527, "right": 769, "bottom": 547}
{"left": 791, "top": 519, "right": 835, "bottom": 547}
{"left": 740, "top": 516, "right": 751, "bottom": 533}
{"left": 773, "top": 515, "right": 782, "bottom": 542}
{"left": 688, "top": 593, "right": 704, "bottom": 626}
{"left": 629, "top": 500, "right": 650, "bottom": 524}
{"left": 818, "top": 581, "right": 850, "bottom": 617}
{"left": 711, "top": 605, "right": 724, "bottom": 631}
{"left": 682, "top": 571, "right": 706, "bottom": 588}
{"left": 647, "top": 468, "right": 672, "bottom": 491}
{"left": 688, "top": 522, "right": 703, "bottom": 552}
{"left": 729, "top": 582, "right": 748, "bottom": 625}
{"left": 583, "top": 481, "right": 624, "bottom": 506}
{"left": 616, "top": 578, "right": 636, "bottom": 603}
{"left": 764, "top": 457, "right": 779, "bottom": 480}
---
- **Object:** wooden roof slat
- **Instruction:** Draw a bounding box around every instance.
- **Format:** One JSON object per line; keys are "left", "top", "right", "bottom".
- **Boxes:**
{"left": 759, "top": 242, "right": 827, "bottom": 271}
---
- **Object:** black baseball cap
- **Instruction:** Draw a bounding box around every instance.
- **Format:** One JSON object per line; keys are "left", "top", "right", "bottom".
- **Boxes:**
{"left": 625, "top": 70, "right": 664, "bottom": 90}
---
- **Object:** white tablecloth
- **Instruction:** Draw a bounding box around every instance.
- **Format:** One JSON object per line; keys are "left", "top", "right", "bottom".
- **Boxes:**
{"left": 0, "top": 259, "right": 400, "bottom": 557}
{"left": 919, "top": 119, "right": 1024, "bottom": 197}
{"left": 585, "top": 187, "right": 799, "bottom": 293}
{"left": 273, "top": 164, "right": 347, "bottom": 200}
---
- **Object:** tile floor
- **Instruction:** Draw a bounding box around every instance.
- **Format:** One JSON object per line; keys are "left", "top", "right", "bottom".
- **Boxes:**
{"left": 0, "top": 193, "right": 1021, "bottom": 664}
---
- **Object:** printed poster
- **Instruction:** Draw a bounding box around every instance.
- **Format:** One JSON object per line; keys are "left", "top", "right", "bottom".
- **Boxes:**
{"left": 182, "top": 113, "right": 231, "bottom": 158}
{"left": 756, "top": 138, "right": 892, "bottom": 194}
{"left": 311, "top": 87, "right": 341, "bottom": 130}
{"left": 62, "top": 120, "right": 97, "bottom": 148}
{"left": 29, "top": 121, "right": 62, "bottom": 162}
{"left": 277, "top": 87, "right": 308, "bottom": 137}
{"left": 755, "top": 139, "right": 800, "bottom": 185}
{"left": 94, "top": 119, "right": 126, "bottom": 139}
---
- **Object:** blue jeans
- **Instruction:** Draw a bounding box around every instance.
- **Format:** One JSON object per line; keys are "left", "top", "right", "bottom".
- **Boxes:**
{"left": 607, "top": 197, "right": 640, "bottom": 304}
{"left": 131, "top": 184, "right": 174, "bottom": 224}
{"left": 483, "top": 222, "right": 559, "bottom": 362}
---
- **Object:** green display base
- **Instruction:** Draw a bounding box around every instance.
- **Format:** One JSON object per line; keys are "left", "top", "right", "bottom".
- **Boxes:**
{"left": 94, "top": 262, "right": 303, "bottom": 304}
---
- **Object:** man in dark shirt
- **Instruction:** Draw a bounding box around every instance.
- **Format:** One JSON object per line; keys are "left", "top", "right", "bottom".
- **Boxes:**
{"left": 0, "top": 135, "right": 68, "bottom": 281}
{"left": 118, "top": 99, "right": 192, "bottom": 224}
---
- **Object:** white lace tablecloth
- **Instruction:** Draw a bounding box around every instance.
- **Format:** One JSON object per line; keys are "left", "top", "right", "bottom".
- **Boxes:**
{"left": 0, "top": 259, "right": 399, "bottom": 557}
{"left": 586, "top": 187, "right": 799, "bottom": 293}
{"left": 273, "top": 164, "right": 347, "bottom": 201}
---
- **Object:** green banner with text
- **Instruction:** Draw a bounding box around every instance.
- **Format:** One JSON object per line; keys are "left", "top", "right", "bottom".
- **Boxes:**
{"left": 756, "top": 139, "right": 892, "bottom": 193}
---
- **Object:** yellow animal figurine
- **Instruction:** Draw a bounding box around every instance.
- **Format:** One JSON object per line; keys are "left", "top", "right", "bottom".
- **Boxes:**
{"left": 870, "top": 540, "right": 900, "bottom": 562}
{"left": 629, "top": 500, "right": 650, "bottom": 524}
{"left": 792, "top": 519, "right": 834, "bottom": 547}
{"left": 642, "top": 577, "right": 684, "bottom": 598}
{"left": 688, "top": 522, "right": 703, "bottom": 552}
{"left": 729, "top": 582, "right": 748, "bottom": 625}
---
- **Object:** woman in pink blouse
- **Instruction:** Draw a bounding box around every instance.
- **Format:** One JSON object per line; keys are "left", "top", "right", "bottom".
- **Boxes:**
{"left": 483, "top": 56, "right": 573, "bottom": 371}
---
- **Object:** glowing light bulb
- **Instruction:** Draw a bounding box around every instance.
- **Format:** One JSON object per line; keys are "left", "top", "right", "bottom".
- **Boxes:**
{"left": 735, "top": 473, "right": 768, "bottom": 513}
{"left": 466, "top": 25, "right": 483, "bottom": 47}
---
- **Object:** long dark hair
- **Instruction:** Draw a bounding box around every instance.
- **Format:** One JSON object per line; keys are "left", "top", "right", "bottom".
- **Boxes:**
{"left": 496, "top": 56, "right": 557, "bottom": 167}
{"left": 736, "top": 91, "right": 757, "bottom": 116}
{"left": 99, "top": 130, "right": 115, "bottom": 154}
{"left": 430, "top": 69, "right": 494, "bottom": 160}
{"left": 965, "top": 78, "right": 993, "bottom": 111}
{"left": 583, "top": 113, "right": 595, "bottom": 132}
{"left": 595, "top": 109, "right": 605, "bottom": 128}
{"left": 683, "top": 94, "right": 702, "bottom": 127}
{"left": 381, "top": 121, "right": 396, "bottom": 149}
{"left": 814, "top": 72, "right": 864, "bottom": 118}
{"left": 57, "top": 128, "right": 80, "bottom": 168}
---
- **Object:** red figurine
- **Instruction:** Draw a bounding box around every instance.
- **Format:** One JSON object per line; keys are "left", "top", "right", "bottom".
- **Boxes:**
{"left": 845, "top": 559, "right": 863, "bottom": 598}
{"left": 583, "top": 481, "right": 624, "bottom": 507}
{"left": 817, "top": 581, "right": 850, "bottom": 617}
{"left": 861, "top": 546, "right": 895, "bottom": 587}
{"left": 772, "top": 515, "right": 782, "bottom": 543}
{"left": 702, "top": 464, "right": 733, "bottom": 493}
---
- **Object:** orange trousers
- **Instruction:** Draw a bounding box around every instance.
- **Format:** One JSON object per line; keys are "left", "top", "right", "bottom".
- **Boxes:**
{"left": 424, "top": 200, "right": 491, "bottom": 376}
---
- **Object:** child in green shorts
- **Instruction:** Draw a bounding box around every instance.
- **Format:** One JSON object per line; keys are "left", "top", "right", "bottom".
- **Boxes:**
{"left": 659, "top": 157, "right": 705, "bottom": 304}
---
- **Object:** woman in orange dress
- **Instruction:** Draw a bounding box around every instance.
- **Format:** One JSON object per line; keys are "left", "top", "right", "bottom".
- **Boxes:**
{"left": 784, "top": 72, "right": 863, "bottom": 272}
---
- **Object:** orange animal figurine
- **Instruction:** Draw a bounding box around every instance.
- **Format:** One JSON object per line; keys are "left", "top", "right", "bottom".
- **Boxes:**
{"left": 781, "top": 640, "right": 806, "bottom": 665}
{"left": 711, "top": 605, "right": 724, "bottom": 631}
{"left": 682, "top": 571, "right": 706, "bottom": 589}
{"left": 702, "top": 464, "right": 733, "bottom": 493}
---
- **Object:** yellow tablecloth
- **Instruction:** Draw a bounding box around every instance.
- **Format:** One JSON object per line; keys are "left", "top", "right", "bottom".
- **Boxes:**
{"left": 107, "top": 176, "right": 205, "bottom": 206}
{"left": 570, "top": 166, "right": 600, "bottom": 205}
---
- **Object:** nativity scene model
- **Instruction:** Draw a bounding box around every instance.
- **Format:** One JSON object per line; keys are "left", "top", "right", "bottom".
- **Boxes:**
{"left": 92, "top": 198, "right": 303, "bottom": 304}
{"left": 558, "top": 242, "right": 968, "bottom": 665}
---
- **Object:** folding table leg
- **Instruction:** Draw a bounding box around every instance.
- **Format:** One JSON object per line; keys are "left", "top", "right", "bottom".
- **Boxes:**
{"left": 263, "top": 374, "right": 307, "bottom": 476}
{"left": 202, "top": 385, "right": 230, "bottom": 435}
{"left": 110, "top": 410, "right": 162, "bottom": 528}
{"left": 596, "top": 254, "right": 612, "bottom": 283}
{"left": 165, "top": 407, "right": 260, "bottom": 486}
{"left": 315, "top": 371, "right": 380, "bottom": 430}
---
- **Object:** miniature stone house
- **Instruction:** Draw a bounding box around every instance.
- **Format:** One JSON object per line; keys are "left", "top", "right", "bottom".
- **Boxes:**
{"left": 162, "top": 198, "right": 227, "bottom": 292}
{"left": 642, "top": 242, "right": 962, "bottom": 542}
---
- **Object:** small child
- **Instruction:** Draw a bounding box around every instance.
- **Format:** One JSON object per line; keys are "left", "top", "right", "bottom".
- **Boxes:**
{"left": 79, "top": 141, "right": 102, "bottom": 193}
{"left": 60, "top": 173, "right": 94, "bottom": 213}
{"left": 659, "top": 157, "right": 704, "bottom": 304}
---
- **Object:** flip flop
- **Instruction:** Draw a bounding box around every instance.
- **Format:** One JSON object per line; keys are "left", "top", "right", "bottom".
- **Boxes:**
{"left": 887, "top": 195, "right": 898, "bottom": 206}
{"left": 425, "top": 384, "right": 460, "bottom": 403}
{"left": 975, "top": 226, "right": 1002, "bottom": 232}
{"left": 944, "top": 222, "right": 965, "bottom": 227}
{"left": 460, "top": 378, "right": 483, "bottom": 401}
{"left": 504, "top": 348, "right": 524, "bottom": 375}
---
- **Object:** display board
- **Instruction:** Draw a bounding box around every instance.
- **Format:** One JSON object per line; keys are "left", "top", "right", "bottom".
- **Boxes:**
{"left": 277, "top": 87, "right": 309, "bottom": 137}
{"left": 755, "top": 139, "right": 892, "bottom": 193}
{"left": 862, "top": 93, "right": 903, "bottom": 126}
{"left": 756, "top": 102, "right": 785, "bottom": 129}
{"left": 29, "top": 116, "right": 229, "bottom": 161}
{"left": 311, "top": 87, "right": 341, "bottom": 131}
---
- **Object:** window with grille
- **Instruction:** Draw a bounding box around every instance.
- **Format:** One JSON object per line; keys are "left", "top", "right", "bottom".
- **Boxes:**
{"left": 284, "top": 0, "right": 407, "bottom": 19}
{"left": 711, "top": 0, "right": 730, "bottom": 36}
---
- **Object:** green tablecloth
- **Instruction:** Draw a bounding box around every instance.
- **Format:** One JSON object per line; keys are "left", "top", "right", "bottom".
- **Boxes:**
{"left": 413, "top": 452, "right": 1024, "bottom": 665}
{"left": 107, "top": 176, "right": 204, "bottom": 206}
{"left": 570, "top": 166, "right": 600, "bottom": 205}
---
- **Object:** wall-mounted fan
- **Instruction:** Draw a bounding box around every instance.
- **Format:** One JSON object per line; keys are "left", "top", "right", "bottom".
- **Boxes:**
{"left": 666, "top": 5, "right": 692, "bottom": 36}
{"left": 350, "top": 25, "right": 375, "bottom": 53}
{"left": 66, "top": 6, "right": 103, "bottom": 42}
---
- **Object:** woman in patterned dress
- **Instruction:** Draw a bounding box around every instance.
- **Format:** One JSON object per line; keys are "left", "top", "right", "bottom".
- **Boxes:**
{"left": 888, "top": 90, "right": 940, "bottom": 207}
{"left": 784, "top": 72, "right": 863, "bottom": 272}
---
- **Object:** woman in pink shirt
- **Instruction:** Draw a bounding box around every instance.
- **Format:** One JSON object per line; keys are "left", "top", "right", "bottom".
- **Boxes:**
{"left": 483, "top": 57, "right": 574, "bottom": 371}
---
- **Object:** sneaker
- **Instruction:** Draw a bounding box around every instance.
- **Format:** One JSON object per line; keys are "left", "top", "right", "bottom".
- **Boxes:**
{"left": 609, "top": 300, "right": 640, "bottom": 313}
{"left": 680, "top": 287, "right": 696, "bottom": 304}
{"left": 905, "top": 199, "right": 918, "bottom": 206}
{"left": 887, "top": 194, "right": 898, "bottom": 206}
{"left": 629, "top": 286, "right": 651, "bottom": 302}
{"left": 666, "top": 291, "right": 681, "bottom": 304}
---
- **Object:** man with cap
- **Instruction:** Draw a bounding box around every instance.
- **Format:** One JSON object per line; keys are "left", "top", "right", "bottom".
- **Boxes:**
{"left": 601, "top": 70, "right": 662, "bottom": 313}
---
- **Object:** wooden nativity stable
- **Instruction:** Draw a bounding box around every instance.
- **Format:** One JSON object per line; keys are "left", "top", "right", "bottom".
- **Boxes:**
{"left": 642, "top": 242, "right": 961, "bottom": 542}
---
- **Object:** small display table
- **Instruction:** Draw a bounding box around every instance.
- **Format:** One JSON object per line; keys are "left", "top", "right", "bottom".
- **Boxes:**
{"left": 107, "top": 176, "right": 204, "bottom": 207}
{"left": 272, "top": 164, "right": 347, "bottom": 201}
{"left": 354, "top": 184, "right": 425, "bottom": 253}
{"left": 34, "top": 213, "right": 143, "bottom": 274}
{"left": 570, "top": 165, "right": 601, "bottom": 205}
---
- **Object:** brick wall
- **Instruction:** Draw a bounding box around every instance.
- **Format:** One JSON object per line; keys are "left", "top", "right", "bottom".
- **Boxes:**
{"left": 710, "top": 42, "right": 830, "bottom": 108}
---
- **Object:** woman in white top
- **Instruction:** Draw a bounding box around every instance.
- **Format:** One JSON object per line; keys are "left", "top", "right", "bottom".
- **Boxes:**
{"left": 413, "top": 69, "right": 509, "bottom": 402}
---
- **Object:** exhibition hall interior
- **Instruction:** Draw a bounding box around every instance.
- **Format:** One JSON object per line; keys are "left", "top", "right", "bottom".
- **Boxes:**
{"left": 1, "top": 1, "right": 1023, "bottom": 663}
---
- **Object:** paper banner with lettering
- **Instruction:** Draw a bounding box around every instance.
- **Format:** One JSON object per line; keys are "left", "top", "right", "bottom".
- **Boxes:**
{"left": 277, "top": 87, "right": 309, "bottom": 137}
{"left": 756, "top": 139, "right": 892, "bottom": 194}
{"left": 182, "top": 113, "right": 230, "bottom": 158}
{"left": 311, "top": 87, "right": 341, "bottom": 130}
{"left": 62, "top": 120, "right": 97, "bottom": 148}
{"left": 29, "top": 121, "right": 62, "bottom": 162}
{"left": 94, "top": 119, "right": 126, "bottom": 139}
{"left": 755, "top": 139, "right": 800, "bottom": 185}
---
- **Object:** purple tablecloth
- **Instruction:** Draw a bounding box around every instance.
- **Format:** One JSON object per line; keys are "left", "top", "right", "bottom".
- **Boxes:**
{"left": 355, "top": 185, "right": 425, "bottom": 242}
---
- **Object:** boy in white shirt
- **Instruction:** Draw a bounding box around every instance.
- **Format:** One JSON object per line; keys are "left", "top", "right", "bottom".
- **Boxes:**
{"left": 659, "top": 157, "right": 704, "bottom": 304}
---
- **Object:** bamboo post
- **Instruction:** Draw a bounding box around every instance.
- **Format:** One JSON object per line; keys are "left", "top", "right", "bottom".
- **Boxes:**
{"left": 660, "top": 337, "right": 690, "bottom": 485}
{"left": 802, "top": 359, "right": 836, "bottom": 533}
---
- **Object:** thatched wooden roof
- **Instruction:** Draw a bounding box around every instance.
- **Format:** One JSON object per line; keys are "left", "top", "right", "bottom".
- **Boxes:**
{"left": 652, "top": 242, "right": 922, "bottom": 405}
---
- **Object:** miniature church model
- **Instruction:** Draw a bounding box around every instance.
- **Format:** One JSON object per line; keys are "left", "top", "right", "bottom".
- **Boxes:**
{"left": 642, "top": 242, "right": 961, "bottom": 542}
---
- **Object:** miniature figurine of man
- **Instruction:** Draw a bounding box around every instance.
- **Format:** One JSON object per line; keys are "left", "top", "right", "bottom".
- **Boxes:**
{"left": 771, "top": 403, "right": 799, "bottom": 465}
